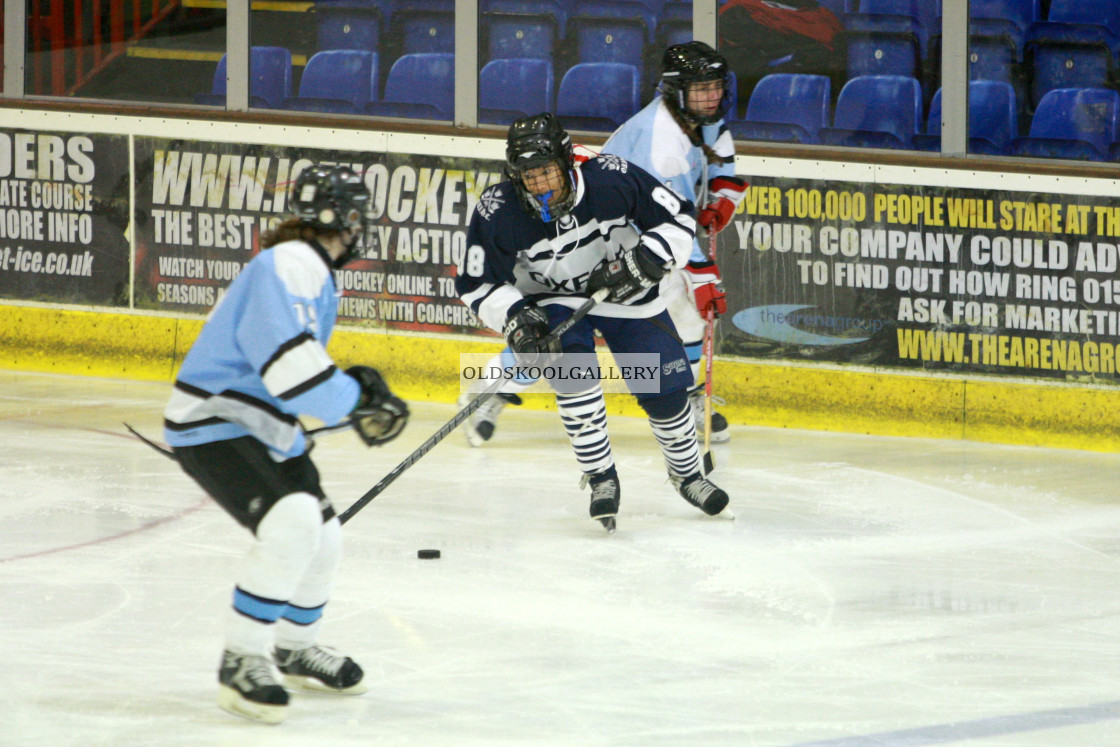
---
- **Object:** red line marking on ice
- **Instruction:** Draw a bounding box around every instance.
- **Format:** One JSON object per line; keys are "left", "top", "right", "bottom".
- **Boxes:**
{"left": 0, "top": 498, "right": 209, "bottom": 564}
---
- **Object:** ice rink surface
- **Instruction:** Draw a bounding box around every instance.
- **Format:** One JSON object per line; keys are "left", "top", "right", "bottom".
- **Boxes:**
{"left": 2, "top": 369, "right": 1119, "bottom": 746}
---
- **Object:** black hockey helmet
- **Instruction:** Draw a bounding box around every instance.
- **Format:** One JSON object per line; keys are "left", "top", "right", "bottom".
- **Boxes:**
{"left": 289, "top": 164, "right": 373, "bottom": 267}
{"left": 659, "top": 41, "right": 733, "bottom": 126}
{"left": 504, "top": 113, "right": 576, "bottom": 222}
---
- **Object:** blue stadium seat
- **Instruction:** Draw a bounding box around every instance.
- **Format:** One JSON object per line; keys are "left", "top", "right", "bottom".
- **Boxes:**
{"left": 565, "top": 0, "right": 655, "bottom": 75}
{"left": 282, "top": 50, "right": 378, "bottom": 114}
{"left": 913, "top": 80, "right": 1018, "bottom": 155}
{"left": 194, "top": 47, "right": 292, "bottom": 109}
{"left": 926, "top": 0, "right": 1037, "bottom": 92}
{"left": 843, "top": 0, "right": 926, "bottom": 80}
{"left": 846, "top": 32, "right": 922, "bottom": 80}
{"left": 479, "top": 58, "right": 555, "bottom": 124}
{"left": 722, "top": 70, "right": 739, "bottom": 121}
{"left": 731, "top": 73, "right": 831, "bottom": 144}
{"left": 655, "top": 0, "right": 692, "bottom": 49}
{"left": 364, "top": 52, "right": 454, "bottom": 119}
{"left": 392, "top": 0, "right": 455, "bottom": 55}
{"left": 482, "top": 0, "right": 566, "bottom": 63}
{"left": 314, "top": 0, "right": 387, "bottom": 52}
{"left": 818, "top": 74, "right": 923, "bottom": 149}
{"left": 1025, "top": 0, "right": 1120, "bottom": 108}
{"left": 556, "top": 61, "right": 641, "bottom": 131}
{"left": 969, "top": 0, "right": 1039, "bottom": 58}
{"left": 1012, "top": 87, "right": 1120, "bottom": 161}
{"left": 967, "top": 38, "right": 1018, "bottom": 94}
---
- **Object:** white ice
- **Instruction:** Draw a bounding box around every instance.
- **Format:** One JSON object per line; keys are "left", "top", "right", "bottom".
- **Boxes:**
{"left": 1, "top": 369, "right": 1119, "bottom": 746}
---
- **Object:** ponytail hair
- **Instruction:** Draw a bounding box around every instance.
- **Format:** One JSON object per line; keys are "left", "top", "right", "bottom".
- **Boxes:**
{"left": 664, "top": 102, "right": 728, "bottom": 167}
{"left": 260, "top": 219, "right": 339, "bottom": 249}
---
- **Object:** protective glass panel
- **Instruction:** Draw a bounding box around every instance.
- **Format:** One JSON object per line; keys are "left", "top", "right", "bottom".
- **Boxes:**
{"left": 265, "top": 0, "right": 454, "bottom": 122}
{"left": 478, "top": 0, "right": 692, "bottom": 134}
{"left": 23, "top": 1, "right": 227, "bottom": 105}
{"left": 971, "top": 0, "right": 1120, "bottom": 162}
{"left": 718, "top": 0, "right": 942, "bottom": 152}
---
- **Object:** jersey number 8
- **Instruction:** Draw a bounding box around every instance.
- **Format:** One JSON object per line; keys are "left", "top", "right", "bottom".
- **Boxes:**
{"left": 460, "top": 244, "right": 487, "bottom": 277}
{"left": 650, "top": 185, "right": 682, "bottom": 215}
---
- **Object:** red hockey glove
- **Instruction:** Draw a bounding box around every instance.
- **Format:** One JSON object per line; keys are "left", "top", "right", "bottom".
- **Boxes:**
{"left": 685, "top": 260, "right": 727, "bottom": 317}
{"left": 698, "top": 176, "right": 748, "bottom": 235}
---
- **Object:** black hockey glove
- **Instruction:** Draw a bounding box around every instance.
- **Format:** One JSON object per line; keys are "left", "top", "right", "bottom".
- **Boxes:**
{"left": 585, "top": 244, "right": 666, "bottom": 304}
{"left": 503, "top": 302, "right": 562, "bottom": 367}
{"left": 346, "top": 365, "right": 410, "bottom": 446}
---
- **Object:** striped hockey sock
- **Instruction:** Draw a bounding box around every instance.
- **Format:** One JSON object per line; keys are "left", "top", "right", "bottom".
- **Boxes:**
{"left": 648, "top": 402, "right": 702, "bottom": 478}
{"left": 556, "top": 385, "right": 613, "bottom": 476}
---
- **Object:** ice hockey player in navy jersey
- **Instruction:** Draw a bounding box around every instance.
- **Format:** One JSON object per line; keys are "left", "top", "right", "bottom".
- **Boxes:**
{"left": 455, "top": 113, "right": 732, "bottom": 532}
{"left": 458, "top": 42, "right": 746, "bottom": 448}
{"left": 601, "top": 41, "right": 748, "bottom": 445}
{"left": 164, "top": 164, "right": 409, "bottom": 723}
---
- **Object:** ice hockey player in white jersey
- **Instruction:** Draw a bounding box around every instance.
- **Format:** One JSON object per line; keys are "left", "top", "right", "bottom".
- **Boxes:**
{"left": 601, "top": 41, "right": 749, "bottom": 444}
{"left": 455, "top": 113, "right": 732, "bottom": 531}
{"left": 163, "top": 164, "right": 409, "bottom": 723}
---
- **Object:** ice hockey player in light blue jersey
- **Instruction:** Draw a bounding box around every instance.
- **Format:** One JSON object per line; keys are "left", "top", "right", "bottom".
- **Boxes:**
{"left": 164, "top": 164, "right": 409, "bottom": 724}
{"left": 601, "top": 41, "right": 748, "bottom": 445}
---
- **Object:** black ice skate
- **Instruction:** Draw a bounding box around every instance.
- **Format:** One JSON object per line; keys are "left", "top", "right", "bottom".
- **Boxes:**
{"left": 671, "top": 473, "right": 732, "bottom": 517}
{"left": 688, "top": 385, "right": 730, "bottom": 443}
{"left": 458, "top": 390, "right": 522, "bottom": 446}
{"left": 583, "top": 471, "right": 620, "bottom": 533}
{"left": 274, "top": 645, "right": 369, "bottom": 694}
{"left": 217, "top": 650, "right": 289, "bottom": 724}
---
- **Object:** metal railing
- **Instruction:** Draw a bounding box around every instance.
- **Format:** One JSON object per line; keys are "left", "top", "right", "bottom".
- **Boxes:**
{"left": 26, "top": 0, "right": 180, "bottom": 96}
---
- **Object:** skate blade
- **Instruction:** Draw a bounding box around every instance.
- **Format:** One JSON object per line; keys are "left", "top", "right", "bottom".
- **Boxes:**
{"left": 596, "top": 516, "right": 616, "bottom": 533}
{"left": 282, "top": 673, "right": 369, "bottom": 695}
{"left": 716, "top": 506, "right": 735, "bottom": 520}
{"left": 217, "top": 687, "right": 287, "bottom": 724}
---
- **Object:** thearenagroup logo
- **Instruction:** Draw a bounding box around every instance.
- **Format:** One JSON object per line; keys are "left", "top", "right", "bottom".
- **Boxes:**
{"left": 731, "top": 304, "right": 882, "bottom": 346}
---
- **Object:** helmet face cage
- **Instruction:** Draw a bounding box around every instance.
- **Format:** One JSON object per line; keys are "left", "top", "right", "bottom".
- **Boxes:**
{"left": 290, "top": 165, "right": 374, "bottom": 266}
{"left": 504, "top": 114, "right": 576, "bottom": 222}
{"left": 659, "top": 41, "right": 733, "bottom": 126}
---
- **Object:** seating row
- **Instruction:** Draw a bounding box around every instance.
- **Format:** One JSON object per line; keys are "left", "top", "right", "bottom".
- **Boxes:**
{"left": 315, "top": 0, "right": 693, "bottom": 85}
{"left": 195, "top": 47, "right": 1120, "bottom": 161}
{"left": 734, "top": 72, "right": 1120, "bottom": 161}
{"left": 312, "top": 0, "right": 1120, "bottom": 113}
{"left": 847, "top": 0, "right": 1120, "bottom": 110}
{"left": 194, "top": 48, "right": 645, "bottom": 129}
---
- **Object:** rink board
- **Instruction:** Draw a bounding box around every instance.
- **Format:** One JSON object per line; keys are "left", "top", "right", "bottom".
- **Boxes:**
{"left": 3, "top": 303, "right": 1120, "bottom": 453}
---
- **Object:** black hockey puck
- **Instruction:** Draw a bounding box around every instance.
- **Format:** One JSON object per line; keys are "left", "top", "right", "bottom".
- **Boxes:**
{"left": 417, "top": 549, "right": 441, "bottom": 559}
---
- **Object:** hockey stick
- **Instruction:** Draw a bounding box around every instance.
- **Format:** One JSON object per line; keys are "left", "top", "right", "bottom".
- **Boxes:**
{"left": 124, "top": 422, "right": 178, "bottom": 461}
{"left": 126, "top": 418, "right": 354, "bottom": 460}
{"left": 701, "top": 227, "right": 718, "bottom": 475}
{"left": 701, "top": 306, "right": 716, "bottom": 475}
{"left": 304, "top": 419, "right": 358, "bottom": 438}
{"left": 338, "top": 288, "right": 611, "bottom": 525}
